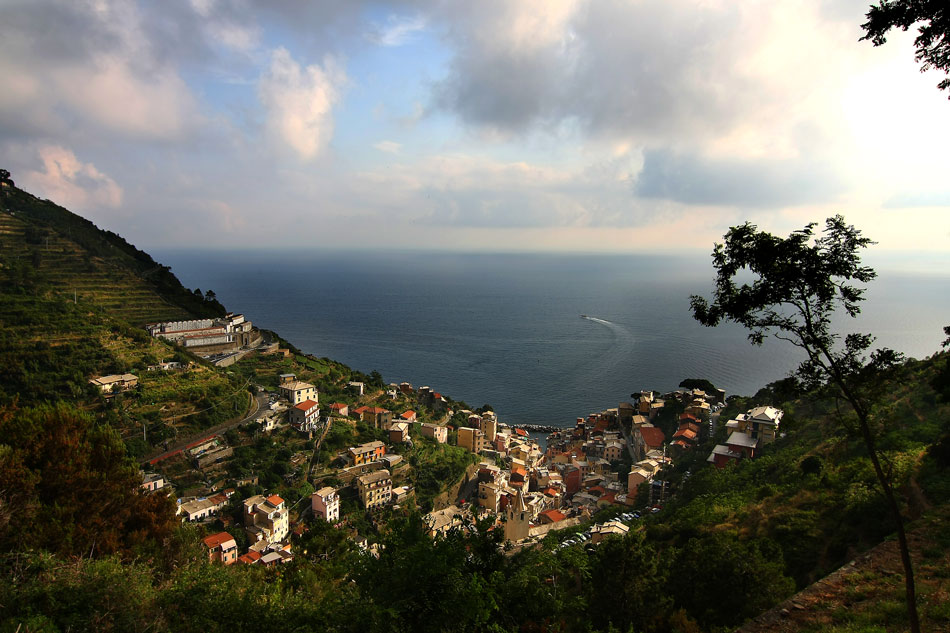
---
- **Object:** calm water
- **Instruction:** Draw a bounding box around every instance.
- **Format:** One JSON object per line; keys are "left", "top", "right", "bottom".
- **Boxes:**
{"left": 155, "top": 250, "right": 949, "bottom": 427}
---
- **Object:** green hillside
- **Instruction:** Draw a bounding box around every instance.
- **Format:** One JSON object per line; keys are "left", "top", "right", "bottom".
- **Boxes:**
{"left": 1, "top": 174, "right": 948, "bottom": 632}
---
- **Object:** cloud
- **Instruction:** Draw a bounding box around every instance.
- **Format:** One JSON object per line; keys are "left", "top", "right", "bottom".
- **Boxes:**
{"left": 22, "top": 145, "right": 123, "bottom": 211}
{"left": 374, "top": 141, "right": 402, "bottom": 154}
{"left": 0, "top": 0, "right": 202, "bottom": 141}
{"left": 258, "top": 48, "right": 346, "bottom": 159}
{"left": 370, "top": 14, "right": 427, "bottom": 47}
{"left": 634, "top": 150, "right": 844, "bottom": 208}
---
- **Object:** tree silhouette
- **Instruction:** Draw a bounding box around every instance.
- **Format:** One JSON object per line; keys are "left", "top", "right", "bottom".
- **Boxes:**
{"left": 861, "top": 0, "right": 950, "bottom": 97}
{"left": 690, "top": 215, "right": 920, "bottom": 633}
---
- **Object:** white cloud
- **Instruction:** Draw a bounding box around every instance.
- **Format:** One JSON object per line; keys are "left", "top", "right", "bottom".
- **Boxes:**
{"left": 373, "top": 140, "right": 402, "bottom": 154}
{"left": 258, "top": 48, "right": 346, "bottom": 160}
{"left": 371, "top": 14, "right": 427, "bottom": 47}
{"left": 22, "top": 145, "right": 123, "bottom": 211}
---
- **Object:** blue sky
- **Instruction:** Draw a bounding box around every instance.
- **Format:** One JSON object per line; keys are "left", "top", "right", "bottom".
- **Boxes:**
{"left": 1, "top": 0, "right": 949, "bottom": 262}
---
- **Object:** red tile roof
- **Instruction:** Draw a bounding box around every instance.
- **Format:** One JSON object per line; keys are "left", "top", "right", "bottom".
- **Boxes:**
{"left": 542, "top": 487, "right": 560, "bottom": 497}
{"left": 353, "top": 406, "right": 370, "bottom": 414}
{"left": 331, "top": 403, "right": 348, "bottom": 410}
{"left": 266, "top": 494, "right": 284, "bottom": 506}
{"left": 539, "top": 509, "right": 566, "bottom": 523}
{"left": 639, "top": 426, "right": 666, "bottom": 448}
{"left": 673, "top": 428, "right": 698, "bottom": 440}
{"left": 202, "top": 532, "right": 235, "bottom": 549}
{"left": 400, "top": 410, "right": 416, "bottom": 419}
{"left": 238, "top": 551, "right": 262, "bottom": 564}
{"left": 294, "top": 399, "right": 318, "bottom": 410}
{"left": 364, "top": 407, "right": 390, "bottom": 414}
{"left": 514, "top": 428, "right": 528, "bottom": 437}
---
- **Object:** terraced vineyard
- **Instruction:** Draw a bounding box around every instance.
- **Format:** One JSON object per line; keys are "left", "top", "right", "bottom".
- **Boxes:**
{"left": 0, "top": 181, "right": 250, "bottom": 439}
{"left": 0, "top": 207, "right": 192, "bottom": 325}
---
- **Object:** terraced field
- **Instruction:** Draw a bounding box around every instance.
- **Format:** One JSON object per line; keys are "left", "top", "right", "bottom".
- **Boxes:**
{"left": 0, "top": 209, "right": 191, "bottom": 324}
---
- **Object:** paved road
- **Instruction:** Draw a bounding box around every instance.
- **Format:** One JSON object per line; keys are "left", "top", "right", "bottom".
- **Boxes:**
{"left": 143, "top": 390, "right": 269, "bottom": 465}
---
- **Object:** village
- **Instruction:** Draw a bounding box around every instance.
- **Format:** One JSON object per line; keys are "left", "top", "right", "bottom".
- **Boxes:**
{"left": 115, "top": 317, "right": 785, "bottom": 568}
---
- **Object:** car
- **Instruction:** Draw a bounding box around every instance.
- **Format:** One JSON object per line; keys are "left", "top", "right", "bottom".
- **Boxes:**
{"left": 632, "top": 511, "right": 641, "bottom": 519}
{"left": 650, "top": 507, "right": 660, "bottom": 514}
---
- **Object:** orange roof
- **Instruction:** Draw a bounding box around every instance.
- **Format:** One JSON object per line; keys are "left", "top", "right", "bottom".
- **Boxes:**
{"left": 514, "top": 428, "right": 528, "bottom": 437}
{"left": 364, "top": 407, "right": 389, "bottom": 414}
{"left": 353, "top": 406, "right": 370, "bottom": 414}
{"left": 640, "top": 426, "right": 665, "bottom": 448}
{"left": 539, "top": 509, "right": 566, "bottom": 523}
{"left": 331, "top": 403, "right": 348, "bottom": 410}
{"left": 511, "top": 465, "right": 527, "bottom": 477}
{"left": 294, "top": 399, "right": 318, "bottom": 410}
{"left": 238, "top": 551, "right": 262, "bottom": 564}
{"left": 400, "top": 410, "right": 416, "bottom": 419}
{"left": 542, "top": 487, "right": 560, "bottom": 497}
{"left": 202, "top": 532, "right": 235, "bottom": 549}
{"left": 673, "top": 428, "right": 698, "bottom": 440}
{"left": 266, "top": 494, "right": 284, "bottom": 506}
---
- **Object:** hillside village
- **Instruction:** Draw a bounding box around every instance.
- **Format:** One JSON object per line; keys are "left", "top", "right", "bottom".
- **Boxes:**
{"left": 3, "top": 175, "right": 949, "bottom": 633}
{"left": 130, "top": 319, "right": 785, "bottom": 566}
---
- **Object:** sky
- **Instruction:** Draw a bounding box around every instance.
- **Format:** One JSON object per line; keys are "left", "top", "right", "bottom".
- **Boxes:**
{"left": 1, "top": 0, "right": 949, "bottom": 260}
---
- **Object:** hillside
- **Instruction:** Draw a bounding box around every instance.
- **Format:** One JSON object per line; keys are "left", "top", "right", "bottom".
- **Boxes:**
{"left": 0, "top": 175, "right": 245, "bottom": 436}
{"left": 0, "top": 174, "right": 948, "bottom": 632}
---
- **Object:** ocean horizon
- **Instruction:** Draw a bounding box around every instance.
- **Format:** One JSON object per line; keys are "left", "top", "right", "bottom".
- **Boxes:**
{"left": 155, "top": 249, "right": 950, "bottom": 428}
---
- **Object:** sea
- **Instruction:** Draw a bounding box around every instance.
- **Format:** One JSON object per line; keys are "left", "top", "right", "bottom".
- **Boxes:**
{"left": 154, "top": 250, "right": 949, "bottom": 429}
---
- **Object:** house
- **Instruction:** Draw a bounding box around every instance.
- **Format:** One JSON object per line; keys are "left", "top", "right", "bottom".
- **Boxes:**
{"left": 348, "top": 381, "right": 365, "bottom": 396}
{"left": 591, "top": 520, "right": 629, "bottom": 544}
{"left": 279, "top": 380, "right": 317, "bottom": 405}
{"left": 708, "top": 406, "right": 784, "bottom": 467}
{"left": 538, "top": 509, "right": 567, "bottom": 525}
{"left": 400, "top": 410, "right": 417, "bottom": 423}
{"left": 389, "top": 422, "right": 410, "bottom": 443}
{"left": 426, "top": 505, "right": 463, "bottom": 537}
{"left": 361, "top": 407, "right": 393, "bottom": 429}
{"left": 419, "top": 422, "right": 447, "bottom": 443}
{"left": 457, "top": 427, "right": 490, "bottom": 453}
{"left": 348, "top": 441, "right": 386, "bottom": 466}
{"left": 244, "top": 494, "right": 289, "bottom": 546}
{"left": 258, "top": 413, "right": 279, "bottom": 432}
{"left": 638, "top": 425, "right": 665, "bottom": 455}
{"left": 289, "top": 399, "right": 321, "bottom": 434}
{"left": 237, "top": 550, "right": 262, "bottom": 565}
{"left": 329, "top": 403, "right": 349, "bottom": 417}
{"left": 747, "top": 405, "right": 783, "bottom": 445}
{"left": 178, "top": 495, "right": 227, "bottom": 522}
{"left": 260, "top": 549, "right": 294, "bottom": 566}
{"left": 202, "top": 531, "right": 238, "bottom": 564}
{"left": 141, "top": 472, "right": 165, "bottom": 492}
{"left": 311, "top": 486, "right": 340, "bottom": 522}
{"left": 357, "top": 469, "right": 392, "bottom": 510}
{"left": 671, "top": 421, "right": 700, "bottom": 450}
{"left": 89, "top": 373, "right": 138, "bottom": 394}
{"left": 391, "top": 485, "right": 412, "bottom": 504}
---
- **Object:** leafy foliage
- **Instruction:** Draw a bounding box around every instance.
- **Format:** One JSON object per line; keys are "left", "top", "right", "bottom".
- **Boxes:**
{"left": 862, "top": 0, "right": 950, "bottom": 96}
{"left": 0, "top": 404, "right": 177, "bottom": 558}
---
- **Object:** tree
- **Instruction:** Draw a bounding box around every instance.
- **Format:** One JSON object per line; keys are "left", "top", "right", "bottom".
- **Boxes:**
{"left": 689, "top": 215, "right": 920, "bottom": 632}
{"left": 861, "top": 0, "right": 950, "bottom": 97}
